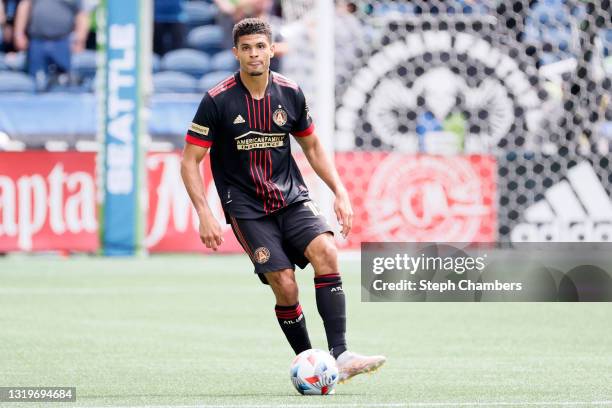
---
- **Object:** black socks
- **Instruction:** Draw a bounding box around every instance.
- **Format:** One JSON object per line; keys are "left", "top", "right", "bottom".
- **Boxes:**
{"left": 275, "top": 303, "right": 311, "bottom": 354}
{"left": 314, "top": 273, "right": 347, "bottom": 359}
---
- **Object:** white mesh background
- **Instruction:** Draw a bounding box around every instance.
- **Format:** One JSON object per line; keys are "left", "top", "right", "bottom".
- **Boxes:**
{"left": 281, "top": 0, "right": 612, "bottom": 243}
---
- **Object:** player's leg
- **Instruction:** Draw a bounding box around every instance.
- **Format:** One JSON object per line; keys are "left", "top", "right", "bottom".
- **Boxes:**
{"left": 229, "top": 216, "right": 312, "bottom": 354}
{"left": 305, "top": 233, "right": 386, "bottom": 383}
{"left": 281, "top": 201, "right": 386, "bottom": 383}
{"left": 304, "top": 233, "right": 347, "bottom": 358}
{"left": 264, "top": 268, "right": 312, "bottom": 354}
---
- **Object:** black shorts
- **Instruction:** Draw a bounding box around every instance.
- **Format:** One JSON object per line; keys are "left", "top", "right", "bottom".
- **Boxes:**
{"left": 229, "top": 200, "right": 333, "bottom": 285}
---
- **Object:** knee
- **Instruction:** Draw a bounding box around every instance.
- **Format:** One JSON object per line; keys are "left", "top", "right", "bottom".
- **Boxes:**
{"left": 266, "top": 269, "right": 299, "bottom": 304}
{"left": 311, "top": 240, "right": 338, "bottom": 268}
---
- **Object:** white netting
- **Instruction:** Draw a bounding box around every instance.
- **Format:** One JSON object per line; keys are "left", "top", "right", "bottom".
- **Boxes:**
{"left": 280, "top": 0, "right": 612, "bottom": 243}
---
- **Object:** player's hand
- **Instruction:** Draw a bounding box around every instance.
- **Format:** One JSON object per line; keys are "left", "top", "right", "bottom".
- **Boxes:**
{"left": 334, "top": 188, "right": 353, "bottom": 239}
{"left": 199, "top": 213, "right": 224, "bottom": 251}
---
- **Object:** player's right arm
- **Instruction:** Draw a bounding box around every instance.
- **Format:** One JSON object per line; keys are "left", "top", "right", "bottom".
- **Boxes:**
{"left": 181, "top": 93, "right": 223, "bottom": 251}
{"left": 181, "top": 144, "right": 224, "bottom": 251}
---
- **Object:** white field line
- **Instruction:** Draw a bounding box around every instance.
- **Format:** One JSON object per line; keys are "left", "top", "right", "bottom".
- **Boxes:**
{"left": 76, "top": 400, "right": 612, "bottom": 408}
{"left": 0, "top": 287, "right": 197, "bottom": 295}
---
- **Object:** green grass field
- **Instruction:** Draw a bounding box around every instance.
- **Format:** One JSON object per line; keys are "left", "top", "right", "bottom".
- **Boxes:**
{"left": 1, "top": 254, "right": 611, "bottom": 407}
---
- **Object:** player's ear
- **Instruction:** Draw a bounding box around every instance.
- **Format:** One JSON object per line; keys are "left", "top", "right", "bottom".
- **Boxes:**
{"left": 232, "top": 47, "right": 238, "bottom": 59}
{"left": 270, "top": 42, "right": 275, "bottom": 58}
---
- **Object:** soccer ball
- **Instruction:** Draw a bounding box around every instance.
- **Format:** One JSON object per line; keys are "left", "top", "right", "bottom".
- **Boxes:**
{"left": 289, "top": 348, "right": 338, "bottom": 395}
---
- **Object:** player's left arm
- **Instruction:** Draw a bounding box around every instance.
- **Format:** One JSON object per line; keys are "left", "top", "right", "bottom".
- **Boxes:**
{"left": 294, "top": 132, "right": 353, "bottom": 238}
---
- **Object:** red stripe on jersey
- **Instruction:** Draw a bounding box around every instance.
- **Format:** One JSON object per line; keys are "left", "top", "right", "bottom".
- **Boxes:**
{"left": 272, "top": 79, "right": 298, "bottom": 90}
{"left": 251, "top": 97, "right": 257, "bottom": 130}
{"left": 258, "top": 99, "right": 262, "bottom": 130}
{"left": 273, "top": 73, "right": 297, "bottom": 84}
{"left": 273, "top": 76, "right": 297, "bottom": 87}
{"left": 254, "top": 150, "right": 269, "bottom": 214}
{"left": 267, "top": 95, "right": 271, "bottom": 131}
{"left": 210, "top": 75, "right": 234, "bottom": 90}
{"left": 263, "top": 97, "right": 267, "bottom": 132}
{"left": 251, "top": 151, "right": 268, "bottom": 214}
{"left": 268, "top": 150, "right": 283, "bottom": 210}
{"left": 249, "top": 151, "right": 260, "bottom": 197}
{"left": 257, "top": 99, "right": 265, "bottom": 130}
{"left": 252, "top": 96, "right": 257, "bottom": 130}
{"left": 271, "top": 149, "right": 286, "bottom": 207}
{"left": 265, "top": 150, "right": 273, "bottom": 210}
{"left": 266, "top": 150, "right": 280, "bottom": 211}
{"left": 208, "top": 79, "right": 236, "bottom": 97}
{"left": 258, "top": 150, "right": 274, "bottom": 214}
{"left": 257, "top": 151, "right": 268, "bottom": 214}
{"left": 208, "top": 76, "right": 235, "bottom": 95}
{"left": 245, "top": 95, "right": 252, "bottom": 127}
{"left": 263, "top": 148, "right": 268, "bottom": 206}
{"left": 185, "top": 134, "right": 212, "bottom": 148}
{"left": 272, "top": 75, "right": 298, "bottom": 89}
{"left": 292, "top": 123, "right": 315, "bottom": 137}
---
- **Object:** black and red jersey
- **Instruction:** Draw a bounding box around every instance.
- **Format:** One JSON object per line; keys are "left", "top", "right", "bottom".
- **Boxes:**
{"left": 185, "top": 71, "right": 315, "bottom": 222}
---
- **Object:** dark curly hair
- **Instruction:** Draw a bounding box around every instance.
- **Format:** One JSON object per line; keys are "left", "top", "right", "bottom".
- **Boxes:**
{"left": 232, "top": 18, "right": 273, "bottom": 46}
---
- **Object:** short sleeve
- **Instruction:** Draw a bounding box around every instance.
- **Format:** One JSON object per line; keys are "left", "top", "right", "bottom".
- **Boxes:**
{"left": 185, "top": 93, "right": 217, "bottom": 148}
{"left": 291, "top": 87, "right": 315, "bottom": 137}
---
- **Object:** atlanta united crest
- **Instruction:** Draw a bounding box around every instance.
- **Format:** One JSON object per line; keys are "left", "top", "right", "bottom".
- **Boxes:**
{"left": 254, "top": 247, "right": 271, "bottom": 264}
{"left": 273, "top": 108, "right": 287, "bottom": 126}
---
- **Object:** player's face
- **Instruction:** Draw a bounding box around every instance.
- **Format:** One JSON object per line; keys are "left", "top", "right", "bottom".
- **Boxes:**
{"left": 233, "top": 34, "right": 275, "bottom": 77}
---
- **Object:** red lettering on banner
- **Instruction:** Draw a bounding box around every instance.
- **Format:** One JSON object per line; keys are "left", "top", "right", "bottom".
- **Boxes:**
{"left": 145, "top": 152, "right": 242, "bottom": 253}
{"left": 1, "top": 151, "right": 495, "bottom": 253}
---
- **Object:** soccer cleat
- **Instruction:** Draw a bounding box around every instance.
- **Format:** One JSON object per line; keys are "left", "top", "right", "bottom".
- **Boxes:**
{"left": 335, "top": 351, "right": 386, "bottom": 384}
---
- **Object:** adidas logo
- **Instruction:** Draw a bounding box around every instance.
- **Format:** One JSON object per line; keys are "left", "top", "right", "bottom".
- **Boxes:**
{"left": 511, "top": 162, "right": 612, "bottom": 242}
{"left": 233, "top": 114, "right": 245, "bottom": 124}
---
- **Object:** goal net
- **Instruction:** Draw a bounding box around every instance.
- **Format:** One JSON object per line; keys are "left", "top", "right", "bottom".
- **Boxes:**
{"left": 280, "top": 0, "right": 611, "bottom": 244}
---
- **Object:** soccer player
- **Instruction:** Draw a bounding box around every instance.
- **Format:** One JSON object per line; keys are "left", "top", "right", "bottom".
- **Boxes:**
{"left": 181, "top": 17, "right": 385, "bottom": 383}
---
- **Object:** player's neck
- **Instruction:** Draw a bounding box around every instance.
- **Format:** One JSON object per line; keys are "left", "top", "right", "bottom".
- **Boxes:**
{"left": 239, "top": 70, "right": 269, "bottom": 100}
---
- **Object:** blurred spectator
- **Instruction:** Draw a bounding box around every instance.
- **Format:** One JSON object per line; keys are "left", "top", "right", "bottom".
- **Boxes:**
{"left": 84, "top": 0, "right": 99, "bottom": 50}
{"left": 2, "top": 0, "right": 22, "bottom": 53}
{"left": 215, "top": 0, "right": 287, "bottom": 71}
{"left": 335, "top": 0, "right": 366, "bottom": 80}
{"left": 0, "top": 1, "right": 5, "bottom": 47}
{"left": 412, "top": 0, "right": 490, "bottom": 14}
{"left": 14, "top": 0, "right": 90, "bottom": 89}
{"left": 524, "top": 0, "right": 586, "bottom": 65}
{"left": 154, "top": 0, "right": 186, "bottom": 56}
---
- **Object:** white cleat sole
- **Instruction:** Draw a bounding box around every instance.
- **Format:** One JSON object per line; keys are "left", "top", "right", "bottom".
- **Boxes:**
{"left": 338, "top": 356, "right": 386, "bottom": 384}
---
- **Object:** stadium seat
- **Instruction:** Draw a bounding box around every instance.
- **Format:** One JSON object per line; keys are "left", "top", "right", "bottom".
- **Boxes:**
{"left": 153, "top": 71, "right": 199, "bottom": 93}
{"left": 0, "top": 54, "right": 8, "bottom": 71}
{"left": 199, "top": 70, "right": 234, "bottom": 92}
{"left": 152, "top": 53, "right": 162, "bottom": 72}
{"left": 71, "top": 50, "right": 98, "bottom": 80}
{"left": 184, "top": 1, "right": 217, "bottom": 28}
{"left": 0, "top": 71, "right": 35, "bottom": 92}
{"left": 211, "top": 49, "right": 238, "bottom": 72}
{"left": 187, "top": 25, "right": 225, "bottom": 55}
{"left": 161, "top": 48, "right": 212, "bottom": 77}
